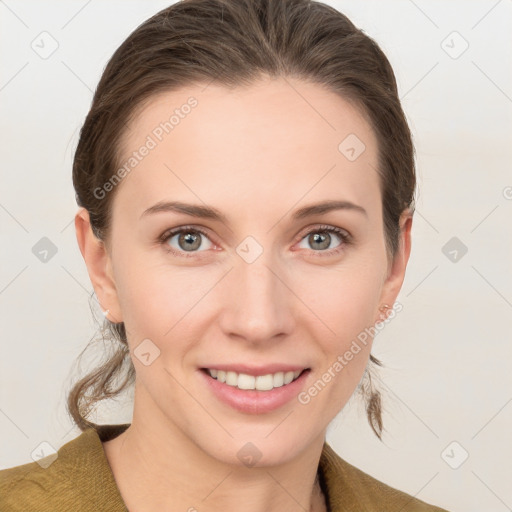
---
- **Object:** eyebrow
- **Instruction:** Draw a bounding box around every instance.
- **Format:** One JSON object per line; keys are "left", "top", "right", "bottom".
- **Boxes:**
{"left": 140, "top": 199, "right": 367, "bottom": 223}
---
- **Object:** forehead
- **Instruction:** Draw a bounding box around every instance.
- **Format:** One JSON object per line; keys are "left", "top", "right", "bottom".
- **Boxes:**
{"left": 114, "top": 76, "right": 380, "bottom": 219}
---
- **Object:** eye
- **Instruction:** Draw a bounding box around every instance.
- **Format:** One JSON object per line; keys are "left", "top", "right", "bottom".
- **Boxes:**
{"left": 296, "top": 225, "right": 351, "bottom": 256}
{"left": 159, "top": 226, "right": 214, "bottom": 257}
{"left": 158, "top": 224, "right": 352, "bottom": 259}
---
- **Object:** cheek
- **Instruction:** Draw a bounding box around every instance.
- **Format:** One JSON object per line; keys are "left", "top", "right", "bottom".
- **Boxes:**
{"left": 297, "top": 261, "right": 382, "bottom": 339}
{"left": 113, "top": 235, "right": 385, "bottom": 357}
{"left": 295, "top": 263, "right": 381, "bottom": 399}
{"left": 113, "top": 253, "right": 216, "bottom": 351}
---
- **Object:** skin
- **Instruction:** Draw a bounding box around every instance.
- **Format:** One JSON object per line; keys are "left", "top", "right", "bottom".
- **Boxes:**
{"left": 75, "top": 75, "right": 412, "bottom": 512}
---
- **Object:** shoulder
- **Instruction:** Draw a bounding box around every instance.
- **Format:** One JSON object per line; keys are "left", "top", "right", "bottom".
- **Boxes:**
{"left": 319, "top": 442, "right": 451, "bottom": 512}
{"left": 0, "top": 425, "right": 129, "bottom": 512}
{"left": 0, "top": 456, "right": 72, "bottom": 512}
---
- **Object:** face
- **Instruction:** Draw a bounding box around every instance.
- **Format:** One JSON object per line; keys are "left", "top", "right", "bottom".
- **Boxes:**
{"left": 79, "top": 76, "right": 411, "bottom": 467}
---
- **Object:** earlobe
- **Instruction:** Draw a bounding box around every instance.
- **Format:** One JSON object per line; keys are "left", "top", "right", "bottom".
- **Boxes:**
{"left": 74, "top": 208, "right": 123, "bottom": 323}
{"left": 376, "top": 210, "right": 413, "bottom": 321}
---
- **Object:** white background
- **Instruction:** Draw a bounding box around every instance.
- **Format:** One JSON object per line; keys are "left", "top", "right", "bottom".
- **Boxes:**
{"left": 1, "top": 1, "right": 511, "bottom": 511}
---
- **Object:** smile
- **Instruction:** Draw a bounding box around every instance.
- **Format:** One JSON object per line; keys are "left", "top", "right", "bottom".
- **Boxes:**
{"left": 205, "top": 368, "right": 304, "bottom": 391}
{"left": 200, "top": 365, "right": 311, "bottom": 413}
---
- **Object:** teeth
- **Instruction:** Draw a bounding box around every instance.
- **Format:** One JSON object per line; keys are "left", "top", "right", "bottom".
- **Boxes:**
{"left": 238, "top": 373, "right": 256, "bottom": 390}
{"left": 273, "top": 371, "right": 284, "bottom": 388}
{"left": 284, "top": 371, "right": 295, "bottom": 385}
{"left": 226, "top": 371, "right": 238, "bottom": 386}
{"left": 255, "top": 374, "right": 273, "bottom": 391}
{"left": 207, "top": 368, "right": 303, "bottom": 391}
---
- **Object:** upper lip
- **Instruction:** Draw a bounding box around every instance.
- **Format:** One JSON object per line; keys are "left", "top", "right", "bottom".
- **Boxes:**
{"left": 200, "top": 364, "right": 309, "bottom": 376}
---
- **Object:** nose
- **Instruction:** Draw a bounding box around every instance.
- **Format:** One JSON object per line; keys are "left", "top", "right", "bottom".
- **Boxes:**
{"left": 217, "top": 253, "right": 296, "bottom": 346}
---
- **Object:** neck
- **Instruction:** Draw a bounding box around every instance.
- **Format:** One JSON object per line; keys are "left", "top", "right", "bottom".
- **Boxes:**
{"left": 102, "top": 384, "right": 327, "bottom": 512}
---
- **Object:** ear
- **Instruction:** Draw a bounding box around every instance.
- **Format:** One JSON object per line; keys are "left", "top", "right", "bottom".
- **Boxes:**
{"left": 375, "top": 209, "right": 413, "bottom": 322}
{"left": 74, "top": 208, "right": 123, "bottom": 323}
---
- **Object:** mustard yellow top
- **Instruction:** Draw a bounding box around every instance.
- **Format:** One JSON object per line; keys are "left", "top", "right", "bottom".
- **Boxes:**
{"left": 0, "top": 423, "right": 449, "bottom": 511}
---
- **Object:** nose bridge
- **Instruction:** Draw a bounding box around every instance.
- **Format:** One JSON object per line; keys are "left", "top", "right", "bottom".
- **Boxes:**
{"left": 220, "top": 247, "right": 294, "bottom": 342}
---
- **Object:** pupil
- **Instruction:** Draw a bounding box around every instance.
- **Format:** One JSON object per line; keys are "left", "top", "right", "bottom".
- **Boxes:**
{"left": 311, "top": 232, "right": 329, "bottom": 250}
{"left": 180, "top": 232, "right": 200, "bottom": 251}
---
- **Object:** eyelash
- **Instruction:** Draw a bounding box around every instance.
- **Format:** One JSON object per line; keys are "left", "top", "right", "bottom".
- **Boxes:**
{"left": 158, "top": 224, "right": 352, "bottom": 259}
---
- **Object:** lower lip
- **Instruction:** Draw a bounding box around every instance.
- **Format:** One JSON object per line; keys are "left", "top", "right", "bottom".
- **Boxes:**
{"left": 200, "top": 369, "right": 310, "bottom": 414}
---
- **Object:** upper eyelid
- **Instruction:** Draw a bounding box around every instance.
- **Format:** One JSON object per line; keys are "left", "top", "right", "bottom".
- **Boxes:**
{"left": 162, "top": 224, "right": 350, "bottom": 248}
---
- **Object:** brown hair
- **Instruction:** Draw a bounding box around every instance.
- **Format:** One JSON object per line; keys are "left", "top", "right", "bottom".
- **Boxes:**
{"left": 68, "top": 0, "right": 416, "bottom": 439}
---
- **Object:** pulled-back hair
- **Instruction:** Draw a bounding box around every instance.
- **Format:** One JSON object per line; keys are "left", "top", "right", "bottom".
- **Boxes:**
{"left": 68, "top": 0, "right": 416, "bottom": 439}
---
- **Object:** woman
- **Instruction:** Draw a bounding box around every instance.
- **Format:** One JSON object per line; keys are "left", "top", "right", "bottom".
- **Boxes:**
{"left": 0, "top": 0, "right": 450, "bottom": 510}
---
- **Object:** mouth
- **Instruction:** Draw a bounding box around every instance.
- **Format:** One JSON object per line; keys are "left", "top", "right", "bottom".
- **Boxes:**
{"left": 201, "top": 368, "right": 307, "bottom": 391}
{"left": 199, "top": 366, "right": 311, "bottom": 414}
